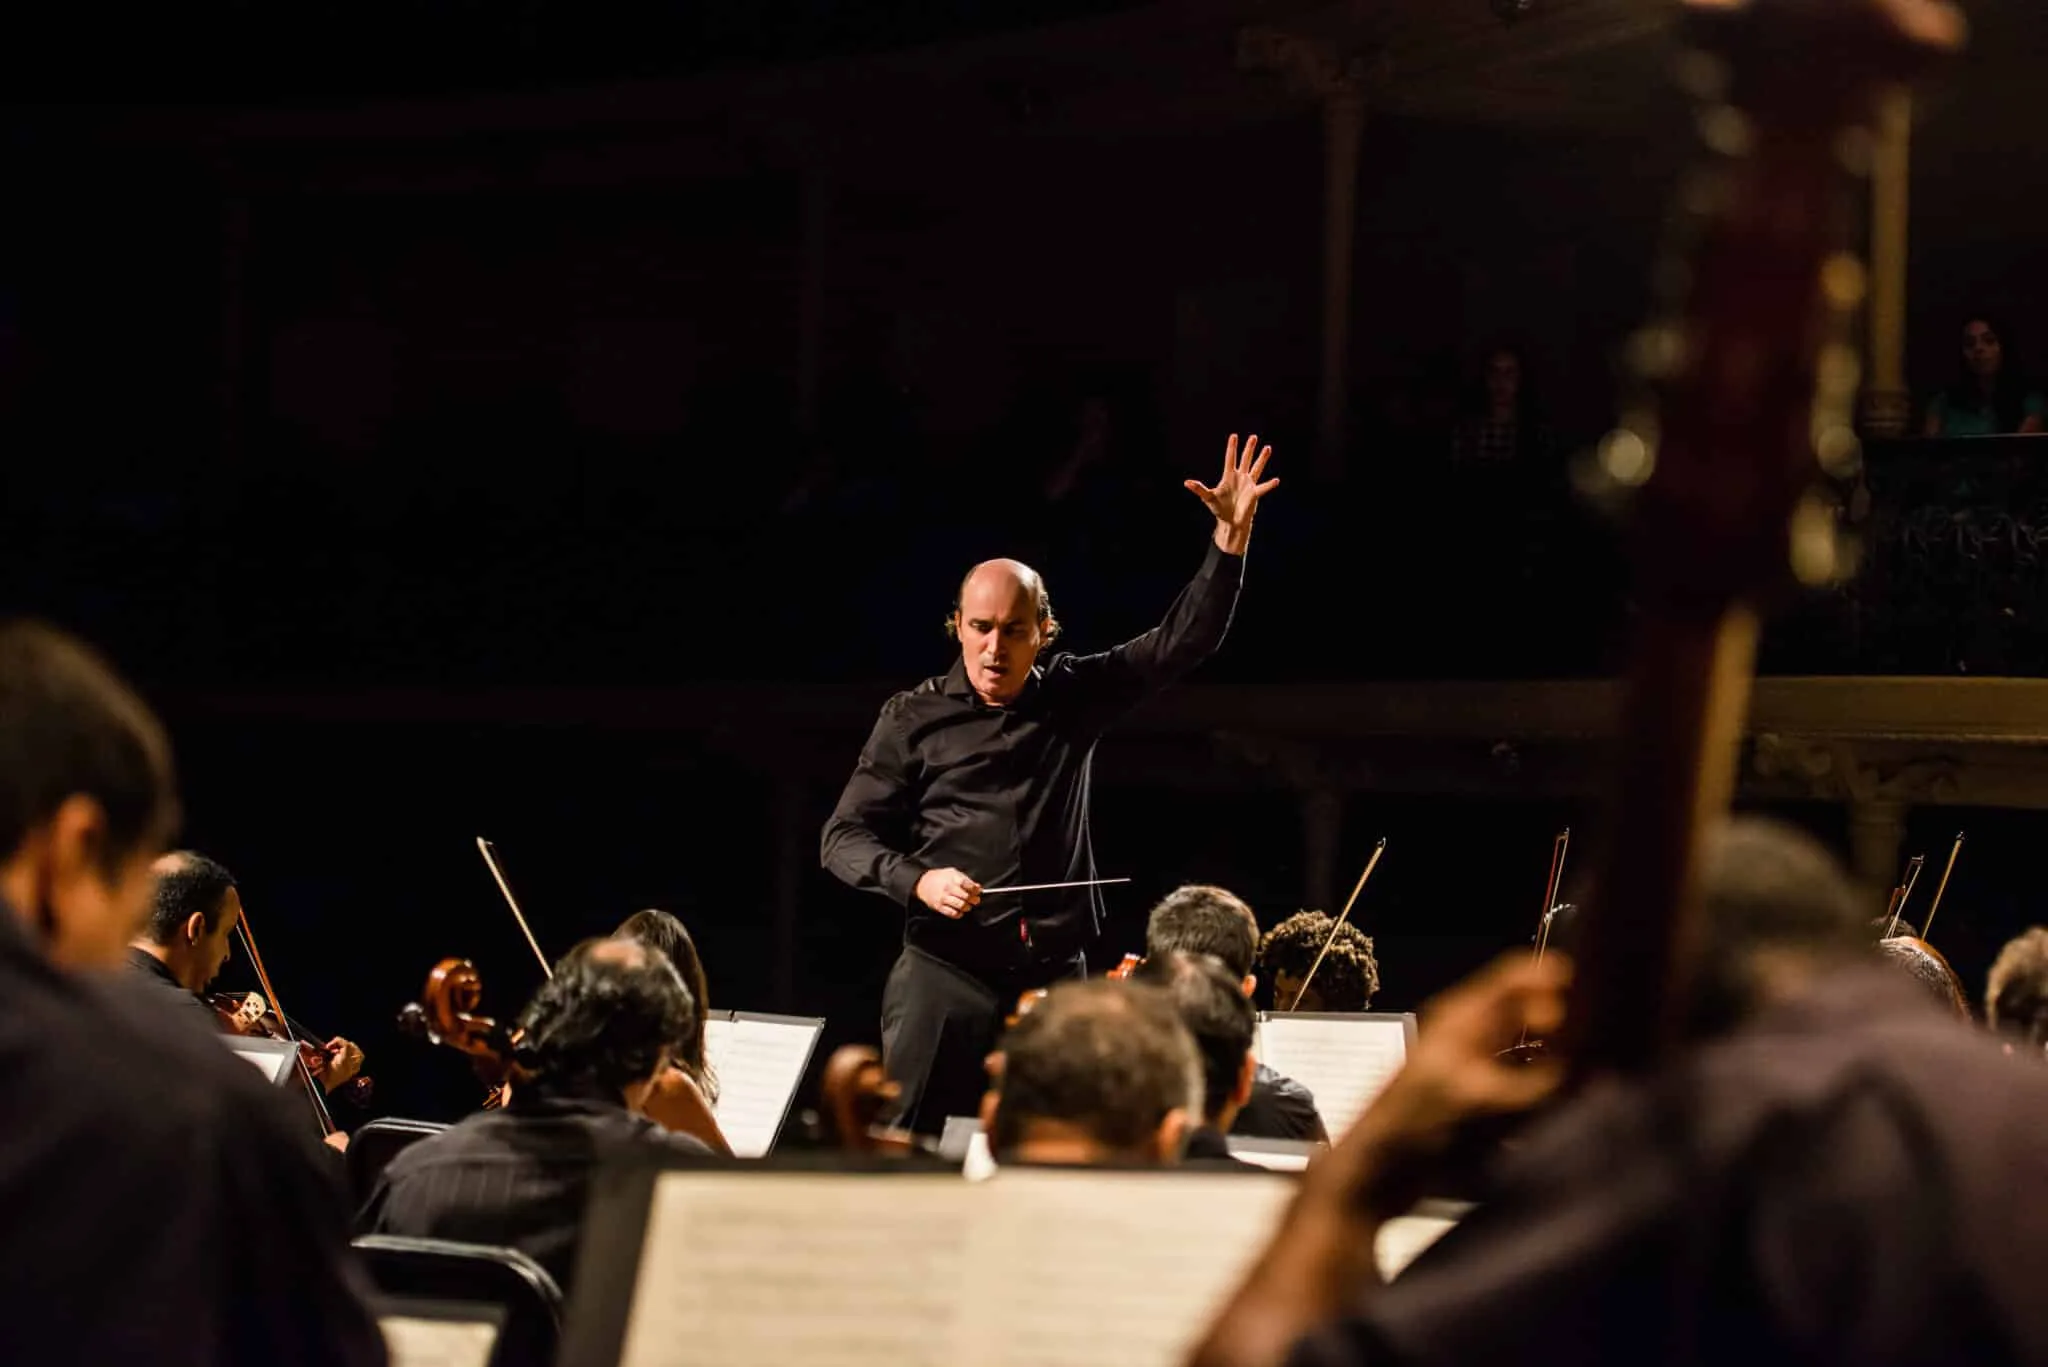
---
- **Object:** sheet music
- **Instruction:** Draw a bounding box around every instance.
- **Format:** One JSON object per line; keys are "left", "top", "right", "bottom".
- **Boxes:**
{"left": 965, "top": 1169, "right": 1293, "bottom": 1367}
{"left": 1253, "top": 1014, "right": 1411, "bottom": 1137}
{"left": 700, "top": 1014, "right": 821, "bottom": 1158}
{"left": 618, "top": 1173, "right": 971, "bottom": 1367}
{"left": 379, "top": 1316, "right": 500, "bottom": 1367}
{"left": 610, "top": 1166, "right": 1294, "bottom": 1367}
{"left": 1375, "top": 1211, "right": 1461, "bottom": 1281}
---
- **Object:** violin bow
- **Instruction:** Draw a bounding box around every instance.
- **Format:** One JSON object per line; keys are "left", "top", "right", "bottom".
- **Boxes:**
{"left": 1287, "top": 838, "right": 1386, "bottom": 1012}
{"left": 1882, "top": 852, "right": 1926, "bottom": 939}
{"left": 233, "top": 907, "right": 339, "bottom": 1138}
{"left": 1516, "top": 828, "right": 1571, "bottom": 1050}
{"left": 1564, "top": 0, "right": 1960, "bottom": 1079}
{"left": 476, "top": 837, "right": 554, "bottom": 980}
{"left": 1531, "top": 828, "right": 1571, "bottom": 968}
{"left": 1916, "top": 831, "right": 1966, "bottom": 943}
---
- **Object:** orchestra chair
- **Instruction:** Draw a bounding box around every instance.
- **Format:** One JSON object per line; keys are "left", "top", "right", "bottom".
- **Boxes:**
{"left": 345, "top": 1117, "right": 446, "bottom": 1206}
{"left": 353, "top": 1235, "right": 563, "bottom": 1367}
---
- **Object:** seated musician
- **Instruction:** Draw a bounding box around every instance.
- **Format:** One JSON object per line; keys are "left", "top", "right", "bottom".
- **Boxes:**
{"left": 1258, "top": 911, "right": 1381, "bottom": 1014}
{"left": 358, "top": 936, "right": 712, "bottom": 1291}
{"left": 0, "top": 621, "right": 385, "bottom": 1367}
{"left": 1986, "top": 927, "right": 2048, "bottom": 1055}
{"left": 1192, "top": 817, "right": 2048, "bottom": 1367}
{"left": 1132, "top": 950, "right": 1263, "bottom": 1169}
{"left": 980, "top": 978, "right": 1200, "bottom": 1167}
{"left": 613, "top": 908, "right": 732, "bottom": 1154}
{"left": 127, "top": 850, "right": 366, "bottom": 1093}
{"left": 1145, "top": 884, "right": 1327, "bottom": 1142}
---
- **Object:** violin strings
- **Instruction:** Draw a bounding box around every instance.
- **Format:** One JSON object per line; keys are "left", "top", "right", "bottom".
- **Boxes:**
{"left": 1288, "top": 838, "right": 1386, "bottom": 1012}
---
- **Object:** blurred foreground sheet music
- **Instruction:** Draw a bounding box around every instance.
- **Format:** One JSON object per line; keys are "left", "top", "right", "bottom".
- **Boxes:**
{"left": 1252, "top": 1012, "right": 1415, "bottom": 1138}
{"left": 699, "top": 1011, "right": 823, "bottom": 1158}
{"left": 576, "top": 1165, "right": 1294, "bottom": 1367}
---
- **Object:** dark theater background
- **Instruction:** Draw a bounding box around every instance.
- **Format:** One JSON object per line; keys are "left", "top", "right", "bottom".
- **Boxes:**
{"left": 5, "top": 0, "right": 2048, "bottom": 1125}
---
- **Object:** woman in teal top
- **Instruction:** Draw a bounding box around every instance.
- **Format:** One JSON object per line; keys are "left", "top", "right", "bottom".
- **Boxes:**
{"left": 1924, "top": 315, "right": 2046, "bottom": 436}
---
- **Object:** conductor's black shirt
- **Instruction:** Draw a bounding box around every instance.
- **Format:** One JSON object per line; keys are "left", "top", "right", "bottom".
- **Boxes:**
{"left": 0, "top": 897, "right": 387, "bottom": 1367}
{"left": 821, "top": 540, "right": 1244, "bottom": 978}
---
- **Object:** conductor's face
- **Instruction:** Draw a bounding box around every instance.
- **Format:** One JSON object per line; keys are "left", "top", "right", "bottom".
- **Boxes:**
{"left": 955, "top": 561, "right": 1049, "bottom": 707}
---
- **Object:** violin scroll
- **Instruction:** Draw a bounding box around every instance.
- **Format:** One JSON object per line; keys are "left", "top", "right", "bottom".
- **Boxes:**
{"left": 398, "top": 957, "right": 522, "bottom": 1106}
{"left": 819, "top": 1044, "right": 925, "bottom": 1155}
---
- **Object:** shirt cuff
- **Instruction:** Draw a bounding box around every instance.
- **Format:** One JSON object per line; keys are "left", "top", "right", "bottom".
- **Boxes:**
{"left": 884, "top": 858, "right": 932, "bottom": 908}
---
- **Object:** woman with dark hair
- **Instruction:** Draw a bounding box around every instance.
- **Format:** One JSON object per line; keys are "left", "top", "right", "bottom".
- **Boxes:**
{"left": 614, "top": 909, "right": 731, "bottom": 1155}
{"left": 1923, "top": 315, "right": 2045, "bottom": 436}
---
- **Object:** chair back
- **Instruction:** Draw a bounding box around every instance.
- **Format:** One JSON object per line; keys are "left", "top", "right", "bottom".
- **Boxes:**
{"left": 354, "top": 1234, "right": 563, "bottom": 1367}
{"left": 347, "top": 1117, "right": 446, "bottom": 1205}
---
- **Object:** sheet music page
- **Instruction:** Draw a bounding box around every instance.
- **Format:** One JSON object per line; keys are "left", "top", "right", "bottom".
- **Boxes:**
{"left": 615, "top": 1171, "right": 972, "bottom": 1367}
{"left": 961, "top": 1168, "right": 1295, "bottom": 1367}
{"left": 1375, "top": 1212, "right": 1460, "bottom": 1281}
{"left": 700, "top": 1016, "right": 819, "bottom": 1158}
{"left": 1253, "top": 1016, "right": 1410, "bottom": 1137}
{"left": 379, "top": 1316, "right": 499, "bottom": 1367}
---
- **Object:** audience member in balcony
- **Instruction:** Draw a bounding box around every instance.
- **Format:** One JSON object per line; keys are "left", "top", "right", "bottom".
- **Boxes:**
{"left": 1986, "top": 927, "right": 2048, "bottom": 1055}
{"left": 1449, "top": 344, "right": 1554, "bottom": 481}
{"left": 1923, "top": 315, "right": 2045, "bottom": 437}
{"left": 1257, "top": 910, "right": 1381, "bottom": 1015}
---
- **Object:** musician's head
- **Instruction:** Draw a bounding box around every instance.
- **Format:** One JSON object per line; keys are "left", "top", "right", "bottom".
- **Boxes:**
{"left": 982, "top": 979, "right": 1201, "bottom": 1167}
{"left": 1258, "top": 910, "right": 1381, "bottom": 1013}
{"left": 514, "top": 937, "right": 694, "bottom": 1110}
{"left": 0, "top": 621, "right": 178, "bottom": 970}
{"left": 946, "top": 558, "right": 1059, "bottom": 707}
{"left": 614, "top": 908, "right": 716, "bottom": 1098}
{"left": 1987, "top": 927, "right": 2048, "bottom": 1054}
{"left": 1146, "top": 884, "right": 1259, "bottom": 994}
{"left": 1877, "top": 936, "right": 1972, "bottom": 1022}
{"left": 1685, "top": 816, "right": 1871, "bottom": 1038}
{"left": 138, "top": 851, "right": 241, "bottom": 992}
{"left": 1133, "top": 950, "right": 1258, "bottom": 1134}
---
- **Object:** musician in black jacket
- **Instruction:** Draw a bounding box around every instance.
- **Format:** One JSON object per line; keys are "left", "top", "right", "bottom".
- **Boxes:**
{"left": 822, "top": 434, "right": 1277, "bottom": 1133}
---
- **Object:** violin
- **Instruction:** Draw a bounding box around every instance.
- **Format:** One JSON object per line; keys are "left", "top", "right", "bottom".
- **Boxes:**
{"left": 818, "top": 1044, "right": 941, "bottom": 1156}
{"left": 211, "top": 904, "right": 369, "bottom": 1143}
{"left": 1009, "top": 952, "right": 1145, "bottom": 1026}
{"left": 397, "top": 957, "right": 524, "bottom": 1108}
{"left": 210, "top": 990, "right": 373, "bottom": 1106}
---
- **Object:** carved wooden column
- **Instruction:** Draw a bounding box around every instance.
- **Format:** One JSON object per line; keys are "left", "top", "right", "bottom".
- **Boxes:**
{"left": 1847, "top": 798, "right": 1906, "bottom": 905}
{"left": 1238, "top": 30, "right": 1376, "bottom": 483}
{"left": 1300, "top": 785, "right": 1342, "bottom": 916}
{"left": 1861, "top": 90, "right": 1913, "bottom": 437}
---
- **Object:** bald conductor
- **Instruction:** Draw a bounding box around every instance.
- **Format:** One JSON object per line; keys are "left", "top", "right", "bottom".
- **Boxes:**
{"left": 822, "top": 433, "right": 1277, "bottom": 1133}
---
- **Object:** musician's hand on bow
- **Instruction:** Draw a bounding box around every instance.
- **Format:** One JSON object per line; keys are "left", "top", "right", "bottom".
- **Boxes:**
{"left": 1322, "top": 951, "right": 1570, "bottom": 1219}
{"left": 323, "top": 1131, "right": 350, "bottom": 1154}
{"left": 1186, "top": 432, "right": 1278, "bottom": 556}
{"left": 319, "top": 1037, "right": 365, "bottom": 1091}
{"left": 915, "top": 868, "right": 982, "bottom": 919}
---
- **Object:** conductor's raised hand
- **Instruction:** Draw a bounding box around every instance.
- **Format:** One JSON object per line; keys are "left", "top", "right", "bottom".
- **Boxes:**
{"left": 1186, "top": 432, "right": 1279, "bottom": 556}
{"left": 915, "top": 868, "right": 982, "bottom": 919}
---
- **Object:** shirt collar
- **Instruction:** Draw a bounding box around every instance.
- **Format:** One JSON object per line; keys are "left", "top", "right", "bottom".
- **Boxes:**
{"left": 127, "top": 944, "right": 187, "bottom": 992}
